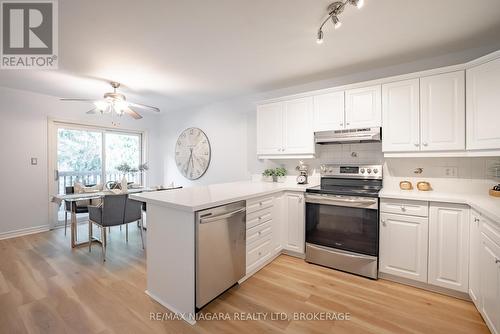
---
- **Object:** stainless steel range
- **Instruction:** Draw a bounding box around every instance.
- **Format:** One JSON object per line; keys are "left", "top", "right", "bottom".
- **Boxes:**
{"left": 305, "top": 164, "right": 383, "bottom": 279}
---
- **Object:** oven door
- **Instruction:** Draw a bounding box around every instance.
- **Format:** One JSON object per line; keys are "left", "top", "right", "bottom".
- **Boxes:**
{"left": 305, "top": 193, "right": 379, "bottom": 256}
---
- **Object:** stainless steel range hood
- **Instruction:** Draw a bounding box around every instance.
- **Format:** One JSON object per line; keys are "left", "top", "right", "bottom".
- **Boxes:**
{"left": 315, "top": 127, "right": 381, "bottom": 144}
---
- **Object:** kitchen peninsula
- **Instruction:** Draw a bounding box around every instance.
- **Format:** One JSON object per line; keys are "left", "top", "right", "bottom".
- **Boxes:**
{"left": 130, "top": 180, "right": 317, "bottom": 324}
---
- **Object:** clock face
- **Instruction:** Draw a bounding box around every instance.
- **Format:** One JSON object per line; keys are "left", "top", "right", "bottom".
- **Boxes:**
{"left": 175, "top": 127, "right": 211, "bottom": 180}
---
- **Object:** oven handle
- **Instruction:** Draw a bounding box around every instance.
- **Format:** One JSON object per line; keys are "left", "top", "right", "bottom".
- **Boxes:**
{"left": 305, "top": 194, "right": 378, "bottom": 208}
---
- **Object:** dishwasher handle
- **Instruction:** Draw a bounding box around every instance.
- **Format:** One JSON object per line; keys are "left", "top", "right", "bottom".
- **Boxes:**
{"left": 199, "top": 207, "right": 246, "bottom": 224}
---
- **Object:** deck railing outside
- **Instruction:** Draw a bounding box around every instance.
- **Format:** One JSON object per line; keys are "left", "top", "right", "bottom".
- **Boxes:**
{"left": 58, "top": 171, "right": 142, "bottom": 194}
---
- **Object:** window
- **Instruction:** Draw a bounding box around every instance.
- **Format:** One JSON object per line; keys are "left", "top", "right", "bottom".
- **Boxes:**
{"left": 56, "top": 124, "right": 144, "bottom": 194}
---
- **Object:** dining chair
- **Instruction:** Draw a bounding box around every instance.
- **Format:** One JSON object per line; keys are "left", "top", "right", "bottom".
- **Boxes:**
{"left": 124, "top": 198, "right": 145, "bottom": 249}
{"left": 64, "top": 186, "right": 93, "bottom": 236}
{"left": 88, "top": 194, "right": 127, "bottom": 261}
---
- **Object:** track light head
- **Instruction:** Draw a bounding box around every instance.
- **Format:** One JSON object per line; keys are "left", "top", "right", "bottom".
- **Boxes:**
{"left": 350, "top": 0, "right": 364, "bottom": 9}
{"left": 332, "top": 15, "right": 342, "bottom": 29}
{"left": 316, "top": 30, "right": 324, "bottom": 44}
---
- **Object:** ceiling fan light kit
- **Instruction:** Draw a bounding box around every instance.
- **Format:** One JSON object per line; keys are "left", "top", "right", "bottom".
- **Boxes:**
{"left": 59, "top": 81, "right": 160, "bottom": 120}
{"left": 316, "top": 0, "right": 364, "bottom": 44}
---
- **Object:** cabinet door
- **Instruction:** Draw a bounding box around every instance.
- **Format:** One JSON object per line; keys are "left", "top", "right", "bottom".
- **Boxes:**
{"left": 283, "top": 97, "right": 315, "bottom": 155}
{"left": 420, "top": 71, "right": 465, "bottom": 151}
{"left": 480, "top": 234, "right": 500, "bottom": 334}
{"left": 467, "top": 57, "right": 500, "bottom": 150}
{"left": 313, "top": 91, "right": 345, "bottom": 132}
{"left": 382, "top": 79, "right": 420, "bottom": 152}
{"left": 469, "top": 210, "right": 482, "bottom": 309}
{"left": 345, "top": 85, "right": 382, "bottom": 129}
{"left": 284, "top": 193, "right": 305, "bottom": 254}
{"left": 379, "top": 213, "right": 428, "bottom": 282}
{"left": 256, "top": 102, "right": 283, "bottom": 155}
{"left": 272, "top": 195, "right": 284, "bottom": 254}
{"left": 428, "top": 203, "right": 469, "bottom": 292}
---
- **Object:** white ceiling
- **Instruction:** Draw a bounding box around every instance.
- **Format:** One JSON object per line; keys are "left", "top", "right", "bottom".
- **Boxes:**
{"left": 1, "top": 0, "right": 500, "bottom": 113}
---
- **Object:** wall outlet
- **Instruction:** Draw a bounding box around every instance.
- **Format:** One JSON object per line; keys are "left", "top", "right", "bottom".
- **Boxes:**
{"left": 442, "top": 167, "right": 457, "bottom": 177}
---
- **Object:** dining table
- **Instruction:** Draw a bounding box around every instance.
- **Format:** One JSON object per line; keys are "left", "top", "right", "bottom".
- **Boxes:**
{"left": 52, "top": 187, "right": 179, "bottom": 248}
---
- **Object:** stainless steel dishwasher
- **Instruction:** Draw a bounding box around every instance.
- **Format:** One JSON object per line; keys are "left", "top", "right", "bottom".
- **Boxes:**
{"left": 196, "top": 201, "right": 246, "bottom": 309}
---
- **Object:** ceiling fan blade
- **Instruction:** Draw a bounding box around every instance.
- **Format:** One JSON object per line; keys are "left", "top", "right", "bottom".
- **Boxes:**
{"left": 124, "top": 107, "right": 143, "bottom": 120}
{"left": 127, "top": 101, "right": 160, "bottom": 113}
{"left": 86, "top": 108, "right": 97, "bottom": 115}
{"left": 60, "top": 98, "right": 97, "bottom": 102}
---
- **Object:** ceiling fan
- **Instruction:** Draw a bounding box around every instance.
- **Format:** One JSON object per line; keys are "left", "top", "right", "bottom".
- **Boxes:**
{"left": 60, "top": 82, "right": 160, "bottom": 120}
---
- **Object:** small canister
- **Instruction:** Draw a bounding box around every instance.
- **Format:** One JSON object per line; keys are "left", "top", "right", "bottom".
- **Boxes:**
{"left": 399, "top": 181, "right": 413, "bottom": 190}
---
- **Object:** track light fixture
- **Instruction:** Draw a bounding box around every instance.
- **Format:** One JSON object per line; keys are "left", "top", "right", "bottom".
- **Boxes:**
{"left": 316, "top": 0, "right": 365, "bottom": 44}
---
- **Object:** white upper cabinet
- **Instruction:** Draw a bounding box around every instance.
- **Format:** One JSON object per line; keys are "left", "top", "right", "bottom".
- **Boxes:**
{"left": 379, "top": 212, "right": 429, "bottom": 282}
{"left": 256, "top": 102, "right": 283, "bottom": 155}
{"left": 256, "top": 98, "right": 314, "bottom": 158}
{"left": 283, "top": 97, "right": 314, "bottom": 155}
{"left": 313, "top": 91, "right": 345, "bottom": 132}
{"left": 420, "top": 71, "right": 465, "bottom": 151}
{"left": 382, "top": 79, "right": 420, "bottom": 152}
{"left": 467, "top": 57, "right": 500, "bottom": 150}
{"left": 345, "top": 85, "right": 382, "bottom": 129}
{"left": 428, "top": 203, "right": 469, "bottom": 293}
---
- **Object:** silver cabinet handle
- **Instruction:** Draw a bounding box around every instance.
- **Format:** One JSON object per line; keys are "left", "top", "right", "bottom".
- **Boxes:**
{"left": 423, "top": 143, "right": 428, "bottom": 146}
{"left": 381, "top": 219, "right": 386, "bottom": 226}
{"left": 414, "top": 143, "right": 420, "bottom": 147}
{"left": 340, "top": 123, "right": 344, "bottom": 127}
{"left": 401, "top": 206, "right": 406, "bottom": 212}
{"left": 496, "top": 259, "right": 500, "bottom": 264}
{"left": 474, "top": 218, "right": 480, "bottom": 223}
{"left": 346, "top": 122, "right": 350, "bottom": 126}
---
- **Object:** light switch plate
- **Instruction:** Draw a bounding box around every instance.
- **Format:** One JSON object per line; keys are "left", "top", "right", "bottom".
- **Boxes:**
{"left": 31, "top": 157, "right": 38, "bottom": 165}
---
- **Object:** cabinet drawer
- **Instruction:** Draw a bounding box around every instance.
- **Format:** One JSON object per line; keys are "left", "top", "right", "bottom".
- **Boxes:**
{"left": 246, "top": 237, "right": 272, "bottom": 270}
{"left": 481, "top": 216, "right": 500, "bottom": 247}
{"left": 247, "top": 207, "right": 273, "bottom": 229}
{"left": 381, "top": 198, "right": 428, "bottom": 217}
{"left": 247, "top": 196, "right": 274, "bottom": 214}
{"left": 247, "top": 220, "right": 272, "bottom": 245}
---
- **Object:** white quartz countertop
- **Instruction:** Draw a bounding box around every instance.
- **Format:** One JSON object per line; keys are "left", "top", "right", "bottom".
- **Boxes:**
{"left": 130, "top": 180, "right": 317, "bottom": 212}
{"left": 380, "top": 189, "right": 500, "bottom": 224}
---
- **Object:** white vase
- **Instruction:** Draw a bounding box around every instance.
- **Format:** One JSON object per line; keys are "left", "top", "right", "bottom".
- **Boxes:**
{"left": 277, "top": 176, "right": 286, "bottom": 183}
{"left": 121, "top": 176, "right": 128, "bottom": 193}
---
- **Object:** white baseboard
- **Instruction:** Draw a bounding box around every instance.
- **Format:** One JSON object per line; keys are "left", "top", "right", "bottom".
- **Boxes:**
{"left": 0, "top": 224, "right": 51, "bottom": 240}
{"left": 379, "top": 272, "right": 471, "bottom": 300}
{"left": 144, "top": 290, "right": 196, "bottom": 325}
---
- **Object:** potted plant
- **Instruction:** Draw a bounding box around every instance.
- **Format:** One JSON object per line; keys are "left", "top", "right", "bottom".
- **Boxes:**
{"left": 275, "top": 167, "right": 287, "bottom": 183}
{"left": 262, "top": 169, "right": 275, "bottom": 182}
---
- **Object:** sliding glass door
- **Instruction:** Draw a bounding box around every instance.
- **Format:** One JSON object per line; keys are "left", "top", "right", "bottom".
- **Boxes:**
{"left": 50, "top": 122, "right": 144, "bottom": 226}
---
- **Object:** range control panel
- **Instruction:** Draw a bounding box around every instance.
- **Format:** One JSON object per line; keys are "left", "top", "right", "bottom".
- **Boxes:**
{"left": 320, "top": 165, "right": 383, "bottom": 179}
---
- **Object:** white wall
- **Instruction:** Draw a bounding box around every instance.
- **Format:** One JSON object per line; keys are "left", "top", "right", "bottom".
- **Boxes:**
{"left": 161, "top": 98, "right": 253, "bottom": 187}
{"left": 0, "top": 86, "right": 163, "bottom": 237}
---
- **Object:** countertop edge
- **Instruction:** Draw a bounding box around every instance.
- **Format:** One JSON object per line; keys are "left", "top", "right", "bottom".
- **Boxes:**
{"left": 129, "top": 186, "right": 309, "bottom": 213}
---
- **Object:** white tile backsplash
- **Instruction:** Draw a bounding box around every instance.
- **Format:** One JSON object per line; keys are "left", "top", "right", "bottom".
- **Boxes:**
{"left": 259, "top": 142, "right": 500, "bottom": 185}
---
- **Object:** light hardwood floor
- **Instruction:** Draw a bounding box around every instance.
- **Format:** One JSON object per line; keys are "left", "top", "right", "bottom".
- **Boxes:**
{"left": 0, "top": 224, "right": 490, "bottom": 334}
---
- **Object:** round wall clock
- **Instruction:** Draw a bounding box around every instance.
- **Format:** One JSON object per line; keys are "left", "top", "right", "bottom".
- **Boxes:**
{"left": 175, "top": 127, "right": 211, "bottom": 180}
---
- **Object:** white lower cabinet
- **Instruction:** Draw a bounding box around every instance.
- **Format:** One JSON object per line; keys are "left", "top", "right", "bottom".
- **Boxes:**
{"left": 379, "top": 212, "right": 429, "bottom": 282}
{"left": 283, "top": 192, "right": 305, "bottom": 254}
{"left": 469, "top": 210, "right": 482, "bottom": 308}
{"left": 479, "top": 216, "right": 500, "bottom": 334}
{"left": 428, "top": 203, "right": 469, "bottom": 293}
{"left": 245, "top": 192, "right": 305, "bottom": 276}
